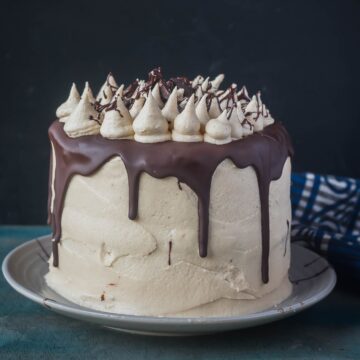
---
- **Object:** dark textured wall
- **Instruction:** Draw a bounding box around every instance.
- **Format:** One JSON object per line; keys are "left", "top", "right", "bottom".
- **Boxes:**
{"left": 1, "top": 0, "right": 359, "bottom": 224}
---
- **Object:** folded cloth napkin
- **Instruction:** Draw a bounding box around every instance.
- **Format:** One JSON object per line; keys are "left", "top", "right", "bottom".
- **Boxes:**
{"left": 291, "top": 173, "right": 360, "bottom": 280}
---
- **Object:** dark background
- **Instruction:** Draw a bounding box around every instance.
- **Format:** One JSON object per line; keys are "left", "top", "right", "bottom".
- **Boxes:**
{"left": 0, "top": 0, "right": 359, "bottom": 224}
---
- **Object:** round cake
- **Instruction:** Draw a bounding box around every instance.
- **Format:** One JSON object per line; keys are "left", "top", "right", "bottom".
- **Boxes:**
{"left": 45, "top": 68, "right": 293, "bottom": 317}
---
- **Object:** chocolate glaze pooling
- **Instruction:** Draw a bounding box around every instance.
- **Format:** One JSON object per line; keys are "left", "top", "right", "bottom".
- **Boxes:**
{"left": 48, "top": 121, "right": 293, "bottom": 283}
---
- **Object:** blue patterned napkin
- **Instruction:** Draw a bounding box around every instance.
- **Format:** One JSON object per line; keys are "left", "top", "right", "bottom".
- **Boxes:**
{"left": 291, "top": 173, "right": 360, "bottom": 280}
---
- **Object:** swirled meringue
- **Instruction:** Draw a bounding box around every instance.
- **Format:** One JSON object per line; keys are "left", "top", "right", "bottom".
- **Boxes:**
{"left": 237, "top": 86, "right": 251, "bottom": 112}
{"left": 100, "top": 97, "right": 134, "bottom": 139}
{"left": 151, "top": 83, "right": 164, "bottom": 108}
{"left": 56, "top": 83, "right": 80, "bottom": 122}
{"left": 133, "top": 92, "right": 171, "bottom": 143}
{"left": 161, "top": 87, "right": 179, "bottom": 129}
{"left": 208, "top": 96, "right": 222, "bottom": 118}
{"left": 219, "top": 84, "right": 237, "bottom": 111}
{"left": 244, "top": 95, "right": 259, "bottom": 125}
{"left": 83, "top": 82, "right": 95, "bottom": 104}
{"left": 96, "top": 73, "right": 117, "bottom": 105}
{"left": 204, "top": 110, "right": 232, "bottom": 145}
{"left": 201, "top": 77, "right": 210, "bottom": 92}
{"left": 195, "top": 94, "right": 210, "bottom": 132}
{"left": 64, "top": 91, "right": 100, "bottom": 138}
{"left": 172, "top": 94, "right": 202, "bottom": 142}
{"left": 210, "top": 74, "right": 225, "bottom": 92}
{"left": 114, "top": 84, "right": 124, "bottom": 99}
{"left": 192, "top": 75, "right": 204, "bottom": 88}
{"left": 228, "top": 106, "right": 243, "bottom": 140}
{"left": 242, "top": 119, "right": 254, "bottom": 137}
{"left": 129, "top": 96, "right": 146, "bottom": 119}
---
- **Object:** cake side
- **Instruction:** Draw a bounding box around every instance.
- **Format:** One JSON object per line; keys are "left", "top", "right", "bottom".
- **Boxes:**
{"left": 46, "top": 154, "right": 291, "bottom": 316}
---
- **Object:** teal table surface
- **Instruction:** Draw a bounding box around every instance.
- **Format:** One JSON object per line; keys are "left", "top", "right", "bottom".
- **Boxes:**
{"left": 1, "top": 226, "right": 359, "bottom": 360}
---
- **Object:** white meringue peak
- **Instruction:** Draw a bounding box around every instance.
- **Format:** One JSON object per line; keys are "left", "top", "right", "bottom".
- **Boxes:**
{"left": 195, "top": 94, "right": 210, "bottom": 133}
{"left": 100, "top": 96, "right": 134, "bottom": 139}
{"left": 219, "top": 84, "right": 237, "bottom": 111}
{"left": 242, "top": 119, "right": 254, "bottom": 137}
{"left": 244, "top": 95, "right": 259, "bottom": 125}
{"left": 192, "top": 75, "right": 204, "bottom": 88}
{"left": 246, "top": 93, "right": 263, "bottom": 132}
{"left": 107, "top": 72, "right": 118, "bottom": 88}
{"left": 161, "top": 87, "right": 179, "bottom": 129}
{"left": 132, "top": 92, "right": 171, "bottom": 143}
{"left": 114, "top": 84, "right": 125, "bottom": 99}
{"left": 201, "top": 77, "right": 210, "bottom": 92}
{"left": 64, "top": 91, "right": 100, "bottom": 138}
{"left": 56, "top": 83, "right": 80, "bottom": 122}
{"left": 204, "top": 110, "right": 232, "bottom": 145}
{"left": 208, "top": 95, "right": 222, "bottom": 118}
{"left": 195, "top": 86, "right": 203, "bottom": 101}
{"left": 176, "top": 88, "right": 185, "bottom": 101}
{"left": 172, "top": 94, "right": 202, "bottom": 142}
{"left": 210, "top": 74, "right": 225, "bottom": 92}
{"left": 96, "top": 73, "right": 118, "bottom": 105}
{"left": 82, "top": 82, "right": 96, "bottom": 104}
{"left": 227, "top": 106, "right": 243, "bottom": 140}
{"left": 237, "top": 86, "right": 251, "bottom": 102}
{"left": 151, "top": 83, "right": 164, "bottom": 108}
{"left": 129, "top": 96, "right": 146, "bottom": 119}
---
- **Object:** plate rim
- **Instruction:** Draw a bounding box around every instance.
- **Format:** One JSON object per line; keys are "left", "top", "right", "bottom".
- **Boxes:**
{"left": 2, "top": 235, "right": 337, "bottom": 327}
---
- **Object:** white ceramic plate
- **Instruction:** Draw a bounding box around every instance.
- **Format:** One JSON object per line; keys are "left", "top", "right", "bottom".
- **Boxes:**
{"left": 2, "top": 235, "right": 336, "bottom": 336}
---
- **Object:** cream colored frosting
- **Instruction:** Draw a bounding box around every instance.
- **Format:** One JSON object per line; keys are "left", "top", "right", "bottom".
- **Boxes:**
{"left": 100, "top": 97, "right": 134, "bottom": 139}
{"left": 192, "top": 75, "right": 204, "bottom": 88}
{"left": 161, "top": 87, "right": 179, "bottom": 129}
{"left": 46, "top": 156, "right": 292, "bottom": 317}
{"left": 244, "top": 95, "right": 259, "bottom": 125}
{"left": 208, "top": 96, "right": 222, "bottom": 118}
{"left": 218, "top": 84, "right": 237, "bottom": 111}
{"left": 96, "top": 74, "right": 117, "bottom": 106}
{"left": 204, "top": 110, "right": 232, "bottom": 145}
{"left": 172, "top": 94, "right": 202, "bottom": 142}
{"left": 195, "top": 85, "right": 203, "bottom": 101}
{"left": 56, "top": 83, "right": 80, "bottom": 122}
{"left": 210, "top": 74, "right": 225, "bottom": 92}
{"left": 195, "top": 94, "right": 210, "bottom": 132}
{"left": 228, "top": 106, "right": 243, "bottom": 140}
{"left": 59, "top": 72, "right": 277, "bottom": 142}
{"left": 129, "top": 96, "right": 146, "bottom": 119}
{"left": 114, "top": 84, "right": 124, "bottom": 99}
{"left": 201, "top": 77, "right": 210, "bottom": 92}
{"left": 83, "top": 82, "right": 96, "bottom": 104}
{"left": 132, "top": 92, "right": 171, "bottom": 143}
{"left": 63, "top": 91, "right": 100, "bottom": 138}
{"left": 151, "top": 83, "right": 164, "bottom": 108}
{"left": 237, "top": 86, "right": 250, "bottom": 112}
{"left": 242, "top": 119, "right": 254, "bottom": 137}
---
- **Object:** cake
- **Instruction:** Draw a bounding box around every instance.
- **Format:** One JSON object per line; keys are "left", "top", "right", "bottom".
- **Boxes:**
{"left": 45, "top": 68, "right": 293, "bottom": 317}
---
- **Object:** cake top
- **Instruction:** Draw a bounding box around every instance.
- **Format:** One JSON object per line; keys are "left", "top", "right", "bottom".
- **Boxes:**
{"left": 56, "top": 67, "right": 275, "bottom": 144}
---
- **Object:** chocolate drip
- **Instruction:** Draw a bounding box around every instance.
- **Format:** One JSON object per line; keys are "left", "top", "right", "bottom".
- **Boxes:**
{"left": 48, "top": 121, "right": 293, "bottom": 283}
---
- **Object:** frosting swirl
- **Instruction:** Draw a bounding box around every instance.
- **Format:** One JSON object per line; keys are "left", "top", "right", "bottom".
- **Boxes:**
{"left": 132, "top": 92, "right": 171, "bottom": 143}
{"left": 64, "top": 90, "right": 100, "bottom": 138}
{"left": 100, "top": 96, "right": 134, "bottom": 139}
{"left": 161, "top": 86, "right": 179, "bottom": 129}
{"left": 204, "top": 110, "right": 232, "bottom": 145}
{"left": 56, "top": 83, "right": 80, "bottom": 122}
{"left": 172, "top": 94, "right": 202, "bottom": 142}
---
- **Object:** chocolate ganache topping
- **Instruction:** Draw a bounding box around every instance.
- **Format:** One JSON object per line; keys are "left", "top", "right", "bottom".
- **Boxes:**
{"left": 50, "top": 68, "right": 293, "bottom": 284}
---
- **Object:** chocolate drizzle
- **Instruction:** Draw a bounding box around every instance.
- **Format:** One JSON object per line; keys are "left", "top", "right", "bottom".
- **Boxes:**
{"left": 48, "top": 121, "right": 293, "bottom": 283}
